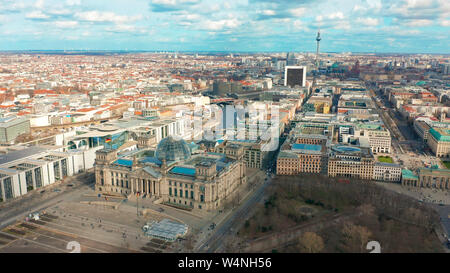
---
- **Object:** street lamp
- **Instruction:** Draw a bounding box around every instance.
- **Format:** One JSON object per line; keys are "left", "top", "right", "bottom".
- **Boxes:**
{"left": 136, "top": 191, "right": 140, "bottom": 217}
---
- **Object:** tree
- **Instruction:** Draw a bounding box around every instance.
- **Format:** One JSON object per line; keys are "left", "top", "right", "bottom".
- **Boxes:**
{"left": 298, "top": 232, "right": 324, "bottom": 253}
{"left": 341, "top": 223, "right": 372, "bottom": 253}
{"left": 15, "top": 133, "right": 34, "bottom": 143}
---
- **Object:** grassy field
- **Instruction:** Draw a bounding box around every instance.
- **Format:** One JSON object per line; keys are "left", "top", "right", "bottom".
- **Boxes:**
{"left": 378, "top": 156, "right": 394, "bottom": 163}
{"left": 442, "top": 161, "right": 450, "bottom": 169}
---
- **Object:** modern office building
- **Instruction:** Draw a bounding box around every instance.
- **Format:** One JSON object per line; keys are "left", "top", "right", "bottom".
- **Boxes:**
{"left": 284, "top": 66, "right": 306, "bottom": 87}
{"left": 354, "top": 124, "right": 392, "bottom": 154}
{"left": 0, "top": 117, "right": 31, "bottom": 144}
{"left": 338, "top": 123, "right": 391, "bottom": 154}
{"left": 212, "top": 80, "right": 243, "bottom": 96}
{"left": 0, "top": 146, "right": 96, "bottom": 202}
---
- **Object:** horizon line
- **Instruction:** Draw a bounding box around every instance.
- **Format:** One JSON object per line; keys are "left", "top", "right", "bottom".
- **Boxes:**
{"left": 0, "top": 50, "right": 449, "bottom": 55}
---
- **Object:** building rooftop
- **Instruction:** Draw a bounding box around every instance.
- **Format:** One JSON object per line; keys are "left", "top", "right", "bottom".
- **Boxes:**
{"left": 0, "top": 146, "right": 48, "bottom": 165}
{"left": 0, "top": 117, "right": 29, "bottom": 128}
{"left": 278, "top": 151, "right": 298, "bottom": 159}
{"left": 155, "top": 136, "right": 192, "bottom": 162}
{"left": 419, "top": 167, "right": 450, "bottom": 176}
{"left": 169, "top": 166, "right": 196, "bottom": 176}
{"left": 429, "top": 127, "right": 450, "bottom": 142}
{"left": 402, "top": 169, "right": 418, "bottom": 180}
{"left": 292, "top": 143, "right": 322, "bottom": 151}
{"left": 375, "top": 162, "right": 401, "bottom": 167}
{"left": 113, "top": 158, "right": 133, "bottom": 167}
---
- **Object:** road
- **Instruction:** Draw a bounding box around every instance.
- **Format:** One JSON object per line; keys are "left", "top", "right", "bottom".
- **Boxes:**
{"left": 197, "top": 174, "right": 273, "bottom": 253}
{"left": 432, "top": 204, "right": 450, "bottom": 237}
{"left": 367, "top": 87, "right": 403, "bottom": 154}
{"left": 368, "top": 83, "right": 425, "bottom": 155}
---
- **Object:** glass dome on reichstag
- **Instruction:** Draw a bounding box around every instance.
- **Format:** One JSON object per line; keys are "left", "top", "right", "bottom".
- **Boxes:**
{"left": 155, "top": 136, "right": 191, "bottom": 162}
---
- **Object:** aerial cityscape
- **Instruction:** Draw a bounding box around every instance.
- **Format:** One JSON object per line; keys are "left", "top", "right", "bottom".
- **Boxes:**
{"left": 0, "top": 0, "right": 449, "bottom": 260}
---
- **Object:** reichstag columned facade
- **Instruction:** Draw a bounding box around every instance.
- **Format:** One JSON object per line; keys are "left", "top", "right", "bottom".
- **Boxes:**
{"left": 94, "top": 136, "right": 247, "bottom": 211}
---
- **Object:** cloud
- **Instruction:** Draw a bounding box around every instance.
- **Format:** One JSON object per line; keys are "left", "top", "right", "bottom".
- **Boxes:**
{"left": 34, "top": 0, "right": 45, "bottom": 9}
{"left": 402, "top": 19, "right": 434, "bottom": 27}
{"left": 47, "top": 9, "right": 73, "bottom": 16}
{"left": 293, "top": 19, "right": 309, "bottom": 31}
{"left": 105, "top": 24, "right": 153, "bottom": 36}
{"left": 352, "top": 0, "right": 382, "bottom": 14}
{"left": 0, "top": 1, "right": 28, "bottom": 13}
{"left": 256, "top": 8, "right": 307, "bottom": 20}
{"left": 25, "top": 10, "right": 50, "bottom": 20}
{"left": 440, "top": 19, "right": 450, "bottom": 26}
{"left": 312, "top": 11, "right": 348, "bottom": 29}
{"left": 356, "top": 17, "right": 379, "bottom": 26}
{"left": 0, "top": 0, "right": 448, "bottom": 53}
{"left": 334, "top": 20, "right": 351, "bottom": 30}
{"left": 383, "top": 0, "right": 450, "bottom": 20}
{"left": 74, "top": 11, "right": 142, "bottom": 24}
{"left": 149, "top": 0, "right": 201, "bottom": 12}
{"left": 201, "top": 18, "right": 241, "bottom": 31}
{"left": 290, "top": 7, "right": 306, "bottom": 17}
{"left": 66, "top": 0, "right": 81, "bottom": 6}
{"left": 327, "top": 12, "right": 344, "bottom": 20}
{"left": 261, "top": 9, "right": 275, "bottom": 16}
{"left": 53, "top": 20, "right": 79, "bottom": 28}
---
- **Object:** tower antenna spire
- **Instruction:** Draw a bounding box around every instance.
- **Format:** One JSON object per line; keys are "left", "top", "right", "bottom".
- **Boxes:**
{"left": 315, "top": 28, "right": 321, "bottom": 69}
{"left": 313, "top": 29, "right": 321, "bottom": 87}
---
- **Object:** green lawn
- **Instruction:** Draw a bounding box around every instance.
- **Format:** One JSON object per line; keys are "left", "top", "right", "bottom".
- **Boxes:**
{"left": 442, "top": 161, "right": 450, "bottom": 169}
{"left": 378, "top": 156, "right": 394, "bottom": 163}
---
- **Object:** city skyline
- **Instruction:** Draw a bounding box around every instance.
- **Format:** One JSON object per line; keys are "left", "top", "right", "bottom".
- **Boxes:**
{"left": 0, "top": 0, "right": 449, "bottom": 53}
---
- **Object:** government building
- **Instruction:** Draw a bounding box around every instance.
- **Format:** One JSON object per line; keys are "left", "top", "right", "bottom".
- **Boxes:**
{"left": 94, "top": 136, "right": 247, "bottom": 211}
{"left": 327, "top": 145, "right": 375, "bottom": 180}
{"left": 428, "top": 127, "right": 450, "bottom": 158}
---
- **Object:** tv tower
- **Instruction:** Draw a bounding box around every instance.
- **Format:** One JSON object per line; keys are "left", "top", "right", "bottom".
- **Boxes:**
{"left": 315, "top": 29, "right": 321, "bottom": 70}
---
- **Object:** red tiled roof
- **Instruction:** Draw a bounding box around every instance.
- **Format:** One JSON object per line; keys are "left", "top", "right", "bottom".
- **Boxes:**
{"left": 76, "top": 107, "right": 96, "bottom": 112}
{"left": 34, "top": 89, "right": 57, "bottom": 95}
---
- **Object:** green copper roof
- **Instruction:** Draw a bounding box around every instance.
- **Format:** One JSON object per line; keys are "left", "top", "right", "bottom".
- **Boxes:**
{"left": 357, "top": 123, "right": 382, "bottom": 130}
{"left": 402, "top": 169, "right": 418, "bottom": 180}
{"left": 429, "top": 128, "right": 450, "bottom": 142}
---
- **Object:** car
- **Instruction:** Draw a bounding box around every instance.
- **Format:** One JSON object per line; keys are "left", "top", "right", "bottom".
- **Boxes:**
{"left": 67, "top": 184, "right": 74, "bottom": 187}
{"left": 52, "top": 188, "right": 61, "bottom": 192}
{"left": 40, "top": 190, "right": 46, "bottom": 194}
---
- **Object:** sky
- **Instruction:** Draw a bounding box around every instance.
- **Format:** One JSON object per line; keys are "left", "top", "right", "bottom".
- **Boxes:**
{"left": 0, "top": 0, "right": 449, "bottom": 53}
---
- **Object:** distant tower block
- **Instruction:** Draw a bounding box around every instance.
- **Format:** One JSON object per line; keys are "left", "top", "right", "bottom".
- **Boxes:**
{"left": 284, "top": 66, "right": 306, "bottom": 87}
{"left": 316, "top": 30, "right": 321, "bottom": 69}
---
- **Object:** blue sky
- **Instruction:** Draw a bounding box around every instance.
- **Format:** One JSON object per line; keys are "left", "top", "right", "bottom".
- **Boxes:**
{"left": 0, "top": 0, "right": 449, "bottom": 53}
